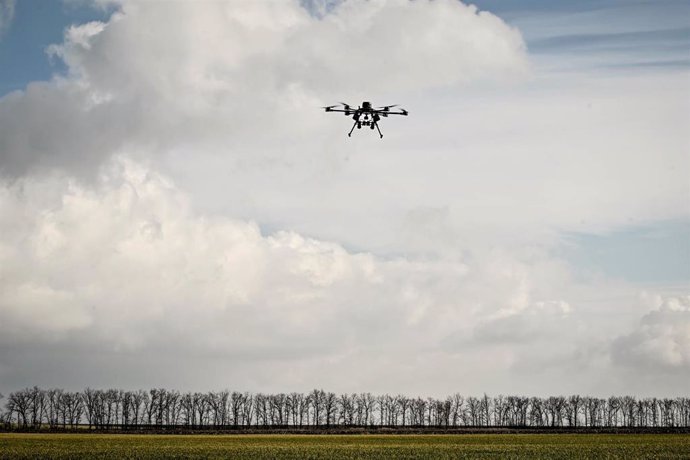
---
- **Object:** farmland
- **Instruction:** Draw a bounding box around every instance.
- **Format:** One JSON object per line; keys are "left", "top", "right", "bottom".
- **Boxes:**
{"left": 1, "top": 433, "right": 689, "bottom": 459}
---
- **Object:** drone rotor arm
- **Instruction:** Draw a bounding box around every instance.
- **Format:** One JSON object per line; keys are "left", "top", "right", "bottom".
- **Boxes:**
{"left": 373, "top": 109, "right": 408, "bottom": 116}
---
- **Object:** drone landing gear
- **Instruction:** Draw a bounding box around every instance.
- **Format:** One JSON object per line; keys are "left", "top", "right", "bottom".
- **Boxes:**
{"left": 374, "top": 122, "right": 383, "bottom": 138}
{"left": 348, "top": 120, "right": 357, "bottom": 137}
{"left": 346, "top": 120, "right": 383, "bottom": 138}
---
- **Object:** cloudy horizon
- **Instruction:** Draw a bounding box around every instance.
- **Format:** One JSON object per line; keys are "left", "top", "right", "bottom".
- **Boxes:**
{"left": 0, "top": 0, "right": 688, "bottom": 398}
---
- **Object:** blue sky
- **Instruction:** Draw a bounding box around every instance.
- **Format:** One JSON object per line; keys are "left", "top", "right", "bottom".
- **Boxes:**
{"left": 0, "top": 0, "right": 112, "bottom": 94}
{"left": 564, "top": 220, "right": 690, "bottom": 284}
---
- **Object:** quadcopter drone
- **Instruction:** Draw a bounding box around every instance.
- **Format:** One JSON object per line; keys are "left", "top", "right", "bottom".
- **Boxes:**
{"left": 323, "top": 101, "right": 408, "bottom": 138}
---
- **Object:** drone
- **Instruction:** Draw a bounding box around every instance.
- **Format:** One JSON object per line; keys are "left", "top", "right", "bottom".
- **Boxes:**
{"left": 323, "top": 101, "right": 408, "bottom": 138}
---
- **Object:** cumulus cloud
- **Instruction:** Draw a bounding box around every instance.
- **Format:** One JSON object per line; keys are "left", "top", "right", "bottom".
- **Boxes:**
{"left": 0, "top": 160, "right": 374, "bottom": 351}
{"left": 0, "top": 0, "right": 527, "bottom": 178}
{"left": 612, "top": 295, "right": 690, "bottom": 370}
{"left": 0, "top": 160, "right": 437, "bottom": 350}
{"left": 0, "top": 159, "right": 618, "bottom": 394}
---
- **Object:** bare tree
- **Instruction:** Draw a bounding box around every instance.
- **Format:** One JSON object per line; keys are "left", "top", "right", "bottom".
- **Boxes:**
{"left": 309, "top": 389, "right": 325, "bottom": 426}
{"left": 2, "top": 386, "right": 689, "bottom": 430}
{"left": 323, "top": 392, "right": 337, "bottom": 427}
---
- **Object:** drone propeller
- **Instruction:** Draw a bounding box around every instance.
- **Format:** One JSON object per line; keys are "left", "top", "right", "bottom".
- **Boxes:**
{"left": 339, "top": 102, "right": 353, "bottom": 109}
{"left": 322, "top": 105, "right": 339, "bottom": 109}
{"left": 377, "top": 104, "right": 399, "bottom": 109}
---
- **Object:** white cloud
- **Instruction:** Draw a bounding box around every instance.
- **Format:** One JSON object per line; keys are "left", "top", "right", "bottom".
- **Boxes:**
{"left": 0, "top": 158, "right": 632, "bottom": 394}
{"left": 0, "top": 160, "right": 434, "bottom": 351}
{"left": 0, "top": 0, "right": 528, "bottom": 178}
{"left": 612, "top": 295, "right": 690, "bottom": 370}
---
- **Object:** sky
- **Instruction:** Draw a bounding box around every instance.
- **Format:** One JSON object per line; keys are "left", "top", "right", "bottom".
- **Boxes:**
{"left": 0, "top": 0, "right": 688, "bottom": 398}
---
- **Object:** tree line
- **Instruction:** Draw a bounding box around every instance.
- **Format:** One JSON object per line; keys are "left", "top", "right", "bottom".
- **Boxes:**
{"left": 2, "top": 387, "right": 689, "bottom": 429}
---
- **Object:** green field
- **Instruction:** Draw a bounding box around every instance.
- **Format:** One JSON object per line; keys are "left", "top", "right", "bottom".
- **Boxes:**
{"left": 1, "top": 433, "right": 689, "bottom": 459}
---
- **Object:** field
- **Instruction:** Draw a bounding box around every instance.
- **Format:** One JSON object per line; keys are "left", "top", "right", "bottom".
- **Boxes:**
{"left": 1, "top": 433, "right": 690, "bottom": 459}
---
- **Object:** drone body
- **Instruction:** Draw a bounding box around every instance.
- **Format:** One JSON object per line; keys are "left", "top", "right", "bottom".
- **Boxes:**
{"left": 323, "top": 101, "right": 408, "bottom": 138}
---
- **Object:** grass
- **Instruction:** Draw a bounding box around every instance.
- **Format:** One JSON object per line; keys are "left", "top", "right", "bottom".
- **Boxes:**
{"left": 1, "top": 433, "right": 689, "bottom": 459}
